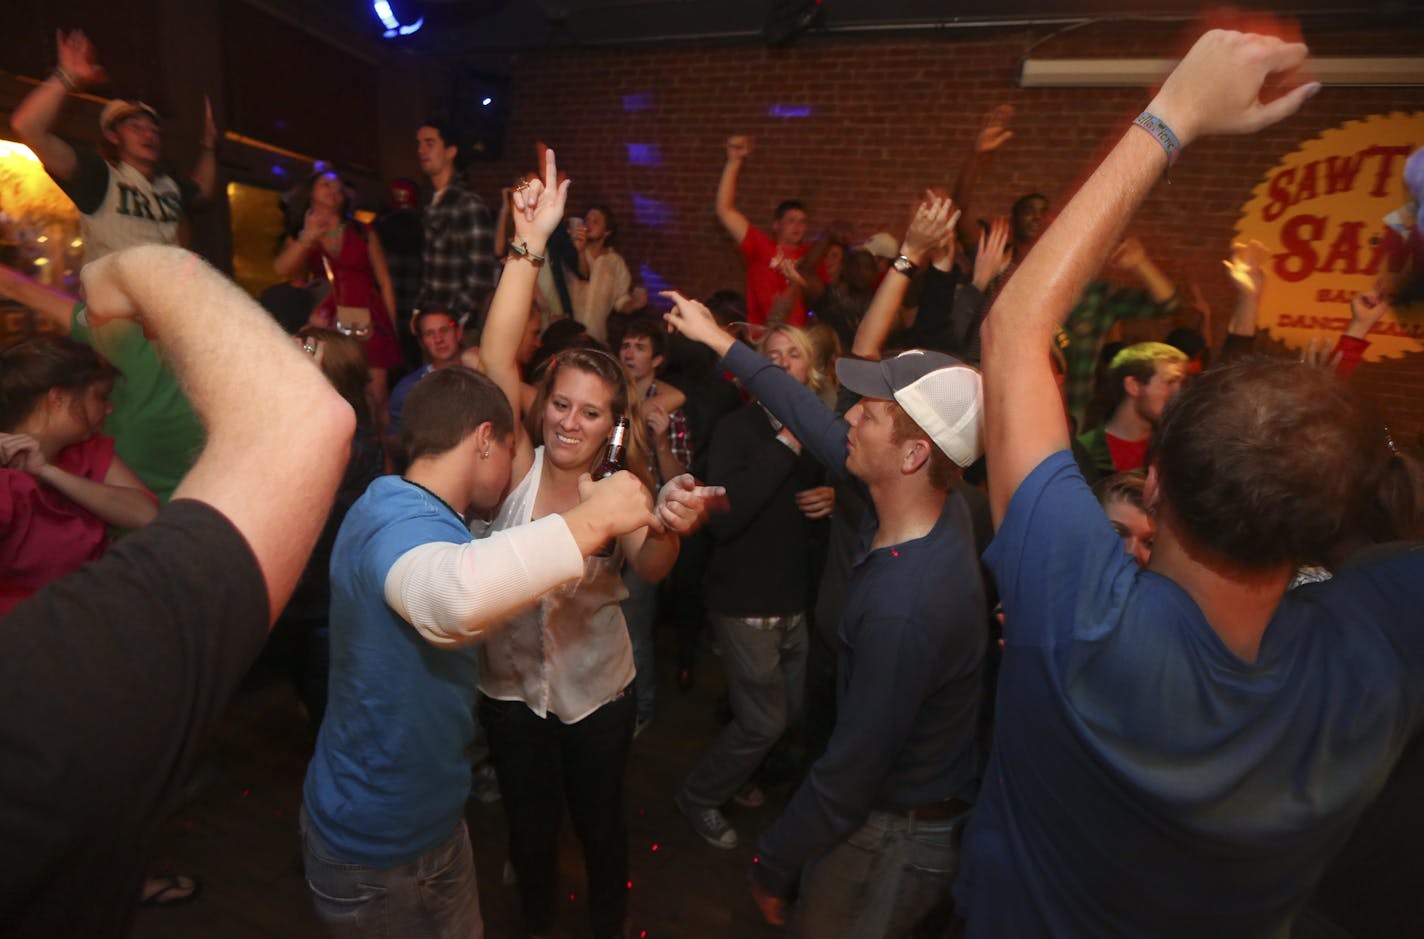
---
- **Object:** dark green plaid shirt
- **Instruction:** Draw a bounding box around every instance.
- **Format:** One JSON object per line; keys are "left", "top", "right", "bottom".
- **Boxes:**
{"left": 1062, "top": 282, "right": 1177, "bottom": 430}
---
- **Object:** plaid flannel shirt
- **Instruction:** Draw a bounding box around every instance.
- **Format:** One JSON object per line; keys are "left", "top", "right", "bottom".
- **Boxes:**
{"left": 647, "top": 382, "right": 692, "bottom": 488}
{"left": 417, "top": 178, "right": 495, "bottom": 326}
{"left": 1062, "top": 281, "right": 1177, "bottom": 430}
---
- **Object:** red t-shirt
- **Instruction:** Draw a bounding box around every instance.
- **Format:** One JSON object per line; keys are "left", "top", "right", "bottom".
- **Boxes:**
{"left": 0, "top": 435, "right": 133, "bottom": 615}
{"left": 1105, "top": 432, "right": 1150, "bottom": 474}
{"left": 741, "top": 227, "right": 809, "bottom": 327}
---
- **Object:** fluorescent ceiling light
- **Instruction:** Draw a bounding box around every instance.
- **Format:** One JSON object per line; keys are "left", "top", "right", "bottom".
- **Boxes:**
{"left": 1020, "top": 57, "right": 1424, "bottom": 87}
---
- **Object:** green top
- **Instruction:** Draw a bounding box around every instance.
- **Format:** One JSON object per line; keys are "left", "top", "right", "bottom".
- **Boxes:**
{"left": 69, "top": 302, "right": 204, "bottom": 503}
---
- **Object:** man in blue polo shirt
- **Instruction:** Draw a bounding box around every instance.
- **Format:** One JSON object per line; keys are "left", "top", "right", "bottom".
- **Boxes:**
{"left": 958, "top": 28, "right": 1424, "bottom": 938}
{"left": 664, "top": 293, "right": 988, "bottom": 936}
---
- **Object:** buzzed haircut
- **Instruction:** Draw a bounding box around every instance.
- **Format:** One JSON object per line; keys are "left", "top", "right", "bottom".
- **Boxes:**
{"left": 774, "top": 199, "right": 806, "bottom": 221}
{"left": 415, "top": 309, "right": 459, "bottom": 334}
{"left": 402, "top": 366, "right": 513, "bottom": 462}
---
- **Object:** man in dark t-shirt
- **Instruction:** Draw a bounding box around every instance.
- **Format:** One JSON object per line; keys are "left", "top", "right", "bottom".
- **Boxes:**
{"left": 0, "top": 245, "right": 355, "bottom": 936}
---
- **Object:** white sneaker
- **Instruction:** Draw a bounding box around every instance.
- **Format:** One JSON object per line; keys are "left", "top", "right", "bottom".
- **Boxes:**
{"left": 676, "top": 792, "right": 739, "bottom": 849}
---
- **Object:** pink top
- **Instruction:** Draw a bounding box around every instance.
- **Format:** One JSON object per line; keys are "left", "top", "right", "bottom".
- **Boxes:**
{"left": 0, "top": 435, "right": 150, "bottom": 615}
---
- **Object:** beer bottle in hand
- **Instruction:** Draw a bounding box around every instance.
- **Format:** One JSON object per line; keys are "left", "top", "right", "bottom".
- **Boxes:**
{"left": 593, "top": 416, "right": 630, "bottom": 557}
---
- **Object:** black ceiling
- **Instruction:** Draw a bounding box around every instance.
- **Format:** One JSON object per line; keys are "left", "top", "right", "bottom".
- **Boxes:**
{"left": 344, "top": 0, "right": 1424, "bottom": 52}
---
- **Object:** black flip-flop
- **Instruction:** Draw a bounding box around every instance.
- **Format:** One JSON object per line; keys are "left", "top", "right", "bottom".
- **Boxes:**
{"left": 139, "top": 873, "right": 203, "bottom": 908}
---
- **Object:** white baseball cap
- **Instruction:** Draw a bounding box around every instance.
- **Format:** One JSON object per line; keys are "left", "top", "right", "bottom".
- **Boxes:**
{"left": 836, "top": 349, "right": 984, "bottom": 467}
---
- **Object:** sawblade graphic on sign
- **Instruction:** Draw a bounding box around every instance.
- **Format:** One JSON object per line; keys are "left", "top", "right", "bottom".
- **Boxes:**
{"left": 1234, "top": 111, "right": 1423, "bottom": 362}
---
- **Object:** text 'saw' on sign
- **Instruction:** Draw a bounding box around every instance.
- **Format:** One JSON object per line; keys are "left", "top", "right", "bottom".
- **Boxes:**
{"left": 1236, "top": 111, "right": 1424, "bottom": 362}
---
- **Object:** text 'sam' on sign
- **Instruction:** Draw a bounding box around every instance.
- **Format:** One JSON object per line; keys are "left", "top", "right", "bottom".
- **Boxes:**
{"left": 1236, "top": 111, "right": 1424, "bottom": 362}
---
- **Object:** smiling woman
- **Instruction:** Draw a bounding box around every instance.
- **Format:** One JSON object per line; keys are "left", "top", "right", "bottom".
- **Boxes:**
{"left": 470, "top": 147, "right": 690, "bottom": 939}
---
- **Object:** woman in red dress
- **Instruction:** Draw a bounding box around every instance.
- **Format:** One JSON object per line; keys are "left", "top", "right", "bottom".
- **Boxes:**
{"left": 275, "top": 169, "right": 402, "bottom": 433}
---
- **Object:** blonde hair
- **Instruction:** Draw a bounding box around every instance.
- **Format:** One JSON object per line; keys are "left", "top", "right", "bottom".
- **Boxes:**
{"left": 806, "top": 322, "right": 842, "bottom": 394}
{"left": 759, "top": 323, "right": 826, "bottom": 394}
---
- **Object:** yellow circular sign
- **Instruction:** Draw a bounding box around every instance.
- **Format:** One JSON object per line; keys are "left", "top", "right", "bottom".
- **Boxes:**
{"left": 1235, "top": 111, "right": 1424, "bottom": 361}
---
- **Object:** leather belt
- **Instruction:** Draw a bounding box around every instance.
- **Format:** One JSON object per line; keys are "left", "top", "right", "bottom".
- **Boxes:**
{"left": 880, "top": 798, "right": 971, "bottom": 822}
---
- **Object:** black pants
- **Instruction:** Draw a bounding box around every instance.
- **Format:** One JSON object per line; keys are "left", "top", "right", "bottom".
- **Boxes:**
{"left": 480, "top": 691, "right": 635, "bottom": 938}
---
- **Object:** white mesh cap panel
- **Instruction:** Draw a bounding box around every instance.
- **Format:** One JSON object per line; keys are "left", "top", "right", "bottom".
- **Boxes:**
{"left": 894, "top": 366, "right": 985, "bottom": 467}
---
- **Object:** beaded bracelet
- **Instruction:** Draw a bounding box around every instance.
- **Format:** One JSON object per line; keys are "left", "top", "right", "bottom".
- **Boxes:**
{"left": 1133, "top": 111, "right": 1181, "bottom": 167}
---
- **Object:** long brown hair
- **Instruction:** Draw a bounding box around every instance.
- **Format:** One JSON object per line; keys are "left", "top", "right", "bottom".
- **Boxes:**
{"left": 297, "top": 327, "right": 371, "bottom": 428}
{"left": 526, "top": 347, "right": 655, "bottom": 492}
{"left": 0, "top": 338, "right": 118, "bottom": 431}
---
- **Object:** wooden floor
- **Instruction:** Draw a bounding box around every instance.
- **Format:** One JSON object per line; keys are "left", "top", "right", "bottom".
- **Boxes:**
{"left": 132, "top": 628, "right": 789, "bottom": 939}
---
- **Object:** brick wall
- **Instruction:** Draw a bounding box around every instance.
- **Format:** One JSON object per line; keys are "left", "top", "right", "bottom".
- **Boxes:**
{"left": 468, "top": 22, "right": 1424, "bottom": 436}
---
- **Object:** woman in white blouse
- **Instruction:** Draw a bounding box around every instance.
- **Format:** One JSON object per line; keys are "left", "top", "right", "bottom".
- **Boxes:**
{"left": 477, "top": 152, "right": 685, "bottom": 939}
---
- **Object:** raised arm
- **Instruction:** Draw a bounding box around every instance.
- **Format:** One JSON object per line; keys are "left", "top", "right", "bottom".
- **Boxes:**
{"left": 1330, "top": 289, "right": 1389, "bottom": 378}
{"left": 79, "top": 245, "right": 355, "bottom": 623}
{"left": 664, "top": 290, "right": 851, "bottom": 479}
{"left": 1111, "top": 236, "right": 1176, "bottom": 304}
{"left": 951, "top": 105, "right": 1014, "bottom": 253}
{"left": 795, "top": 220, "right": 852, "bottom": 303}
{"left": 188, "top": 96, "right": 219, "bottom": 204}
{"left": 481, "top": 148, "right": 570, "bottom": 480}
{"left": 981, "top": 29, "right": 1318, "bottom": 525}
{"left": 274, "top": 209, "right": 334, "bottom": 280}
{"left": 716, "top": 135, "right": 753, "bottom": 244}
{"left": 0, "top": 263, "right": 79, "bottom": 333}
{"left": 852, "top": 194, "right": 956, "bottom": 358}
{"left": 1219, "top": 238, "right": 1268, "bottom": 363}
{"left": 8, "top": 30, "right": 106, "bottom": 182}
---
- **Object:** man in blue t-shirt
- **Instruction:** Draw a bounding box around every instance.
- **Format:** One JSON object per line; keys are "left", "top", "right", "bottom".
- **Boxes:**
{"left": 958, "top": 29, "right": 1424, "bottom": 938}
{"left": 300, "top": 365, "right": 663, "bottom": 937}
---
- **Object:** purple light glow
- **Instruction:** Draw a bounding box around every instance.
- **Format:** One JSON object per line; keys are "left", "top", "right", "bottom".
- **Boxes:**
{"left": 625, "top": 143, "right": 663, "bottom": 167}
{"left": 632, "top": 195, "right": 674, "bottom": 232}
{"left": 768, "top": 104, "right": 813, "bottom": 119}
{"left": 639, "top": 263, "right": 672, "bottom": 297}
{"left": 622, "top": 92, "right": 655, "bottom": 112}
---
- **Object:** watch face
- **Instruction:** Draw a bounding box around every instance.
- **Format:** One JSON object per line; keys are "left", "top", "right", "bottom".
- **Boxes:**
{"left": 893, "top": 255, "right": 914, "bottom": 275}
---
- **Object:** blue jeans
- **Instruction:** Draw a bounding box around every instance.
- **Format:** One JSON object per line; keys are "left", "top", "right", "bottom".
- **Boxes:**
{"left": 299, "top": 808, "right": 483, "bottom": 938}
{"left": 680, "top": 612, "right": 807, "bottom": 807}
{"left": 621, "top": 565, "right": 658, "bottom": 724}
{"left": 792, "top": 809, "right": 964, "bottom": 939}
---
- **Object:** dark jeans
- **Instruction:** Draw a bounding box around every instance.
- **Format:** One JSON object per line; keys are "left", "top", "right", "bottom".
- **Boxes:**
{"left": 665, "top": 529, "right": 711, "bottom": 670}
{"left": 480, "top": 691, "right": 635, "bottom": 938}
